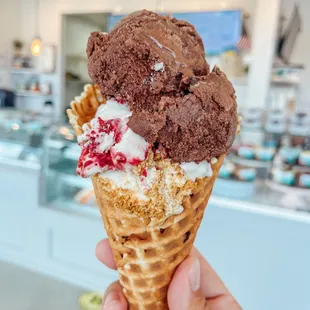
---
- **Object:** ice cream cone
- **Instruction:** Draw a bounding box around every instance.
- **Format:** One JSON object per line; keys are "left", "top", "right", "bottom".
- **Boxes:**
{"left": 92, "top": 155, "right": 224, "bottom": 310}
{"left": 67, "top": 85, "right": 229, "bottom": 309}
{"left": 67, "top": 84, "right": 105, "bottom": 136}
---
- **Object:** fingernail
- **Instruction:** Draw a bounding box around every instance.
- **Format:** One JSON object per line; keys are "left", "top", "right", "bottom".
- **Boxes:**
{"left": 188, "top": 258, "right": 200, "bottom": 292}
{"left": 103, "top": 291, "right": 121, "bottom": 309}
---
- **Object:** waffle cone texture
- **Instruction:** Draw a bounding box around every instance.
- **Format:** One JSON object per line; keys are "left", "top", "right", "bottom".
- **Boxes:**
{"left": 93, "top": 156, "right": 223, "bottom": 310}
{"left": 67, "top": 85, "right": 226, "bottom": 310}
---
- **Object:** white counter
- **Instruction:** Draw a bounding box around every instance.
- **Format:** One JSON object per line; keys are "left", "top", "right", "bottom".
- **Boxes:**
{"left": 0, "top": 161, "right": 310, "bottom": 310}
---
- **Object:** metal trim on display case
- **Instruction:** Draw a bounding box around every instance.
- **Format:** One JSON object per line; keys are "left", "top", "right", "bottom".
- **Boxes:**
{"left": 210, "top": 195, "right": 310, "bottom": 224}
{"left": 0, "top": 157, "right": 41, "bottom": 172}
{"left": 48, "top": 199, "right": 100, "bottom": 219}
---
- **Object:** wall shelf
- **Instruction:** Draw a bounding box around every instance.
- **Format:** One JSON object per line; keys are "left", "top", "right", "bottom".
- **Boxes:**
{"left": 10, "top": 68, "right": 55, "bottom": 75}
{"left": 271, "top": 79, "right": 300, "bottom": 86}
{"left": 66, "top": 54, "right": 87, "bottom": 62}
{"left": 15, "top": 91, "right": 53, "bottom": 97}
{"left": 66, "top": 79, "right": 92, "bottom": 84}
{"left": 229, "top": 76, "right": 300, "bottom": 87}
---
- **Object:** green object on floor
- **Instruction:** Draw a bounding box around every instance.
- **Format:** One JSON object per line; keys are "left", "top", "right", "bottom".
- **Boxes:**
{"left": 78, "top": 292, "right": 103, "bottom": 310}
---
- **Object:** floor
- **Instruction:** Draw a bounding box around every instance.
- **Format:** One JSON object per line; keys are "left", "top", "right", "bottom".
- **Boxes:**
{"left": 0, "top": 260, "right": 85, "bottom": 310}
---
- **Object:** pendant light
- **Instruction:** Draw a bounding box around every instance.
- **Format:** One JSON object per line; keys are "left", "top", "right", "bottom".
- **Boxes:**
{"left": 31, "top": 0, "right": 42, "bottom": 56}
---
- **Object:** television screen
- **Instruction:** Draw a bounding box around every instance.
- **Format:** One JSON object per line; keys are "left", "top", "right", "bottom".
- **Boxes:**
{"left": 108, "top": 10, "right": 242, "bottom": 56}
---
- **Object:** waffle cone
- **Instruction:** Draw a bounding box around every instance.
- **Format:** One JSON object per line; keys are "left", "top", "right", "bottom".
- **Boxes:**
{"left": 92, "top": 155, "right": 224, "bottom": 309}
{"left": 67, "top": 84, "right": 105, "bottom": 136}
{"left": 67, "top": 85, "right": 232, "bottom": 309}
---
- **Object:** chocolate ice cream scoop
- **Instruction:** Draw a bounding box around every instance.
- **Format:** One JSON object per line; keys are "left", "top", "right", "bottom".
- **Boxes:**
{"left": 87, "top": 10, "right": 238, "bottom": 163}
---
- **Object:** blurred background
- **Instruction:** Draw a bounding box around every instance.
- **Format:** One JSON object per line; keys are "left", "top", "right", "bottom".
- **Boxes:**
{"left": 0, "top": 0, "right": 309, "bottom": 309}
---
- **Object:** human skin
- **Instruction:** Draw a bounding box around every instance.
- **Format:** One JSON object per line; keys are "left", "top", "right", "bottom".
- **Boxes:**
{"left": 96, "top": 239, "right": 242, "bottom": 310}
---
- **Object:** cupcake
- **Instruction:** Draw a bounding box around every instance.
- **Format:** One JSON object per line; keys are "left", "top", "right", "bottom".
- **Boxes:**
{"left": 218, "top": 162, "right": 235, "bottom": 179}
{"left": 265, "top": 119, "right": 287, "bottom": 134}
{"left": 255, "top": 147, "right": 276, "bottom": 161}
{"left": 234, "top": 167, "right": 257, "bottom": 182}
{"left": 291, "top": 135, "right": 306, "bottom": 147}
{"left": 243, "top": 108, "right": 264, "bottom": 120}
{"left": 238, "top": 146, "right": 255, "bottom": 159}
{"left": 263, "top": 132, "right": 281, "bottom": 148}
{"left": 272, "top": 168, "right": 296, "bottom": 186}
{"left": 296, "top": 172, "right": 310, "bottom": 188}
{"left": 267, "top": 109, "right": 286, "bottom": 121}
{"left": 298, "top": 151, "right": 310, "bottom": 167}
{"left": 289, "top": 111, "right": 310, "bottom": 146}
{"left": 279, "top": 147, "right": 301, "bottom": 165}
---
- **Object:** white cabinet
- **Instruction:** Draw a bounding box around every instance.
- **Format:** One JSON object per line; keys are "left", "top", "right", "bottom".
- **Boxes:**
{"left": 0, "top": 163, "right": 39, "bottom": 251}
{"left": 197, "top": 203, "right": 310, "bottom": 310}
{"left": 30, "top": 208, "right": 118, "bottom": 290}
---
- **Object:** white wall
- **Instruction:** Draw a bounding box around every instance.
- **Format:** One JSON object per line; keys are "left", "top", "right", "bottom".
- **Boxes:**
{"left": 65, "top": 15, "right": 102, "bottom": 81}
{"left": 10, "top": 0, "right": 309, "bottom": 111}
{"left": 19, "top": 0, "right": 259, "bottom": 59}
{"left": 18, "top": 0, "right": 259, "bottom": 116}
{"left": 281, "top": 0, "right": 310, "bottom": 106}
{"left": 64, "top": 15, "right": 105, "bottom": 108}
{"left": 0, "top": 0, "right": 21, "bottom": 88}
{"left": 246, "top": 0, "right": 281, "bottom": 108}
{"left": 0, "top": 0, "right": 21, "bottom": 54}
{"left": 20, "top": 0, "right": 258, "bottom": 43}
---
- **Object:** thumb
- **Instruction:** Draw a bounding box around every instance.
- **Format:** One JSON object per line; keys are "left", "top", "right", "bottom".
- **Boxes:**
{"left": 102, "top": 281, "right": 128, "bottom": 310}
{"left": 168, "top": 256, "right": 208, "bottom": 310}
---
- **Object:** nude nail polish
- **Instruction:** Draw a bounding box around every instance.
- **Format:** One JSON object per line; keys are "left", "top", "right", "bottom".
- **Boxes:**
{"left": 188, "top": 258, "right": 201, "bottom": 292}
{"left": 103, "top": 291, "right": 121, "bottom": 309}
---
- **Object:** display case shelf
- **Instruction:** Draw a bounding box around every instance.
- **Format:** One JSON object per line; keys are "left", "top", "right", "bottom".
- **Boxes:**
{"left": 0, "top": 135, "right": 42, "bottom": 171}
{"left": 0, "top": 156, "right": 40, "bottom": 171}
{"left": 16, "top": 91, "right": 53, "bottom": 97}
{"left": 10, "top": 68, "right": 55, "bottom": 75}
{"left": 59, "top": 173, "right": 92, "bottom": 189}
{"left": 48, "top": 199, "right": 100, "bottom": 218}
{"left": 213, "top": 179, "right": 310, "bottom": 214}
{"left": 231, "top": 155, "right": 273, "bottom": 168}
{"left": 41, "top": 123, "right": 96, "bottom": 214}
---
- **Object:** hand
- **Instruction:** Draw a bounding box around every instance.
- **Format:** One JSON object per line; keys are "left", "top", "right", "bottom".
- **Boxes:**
{"left": 96, "top": 239, "right": 241, "bottom": 310}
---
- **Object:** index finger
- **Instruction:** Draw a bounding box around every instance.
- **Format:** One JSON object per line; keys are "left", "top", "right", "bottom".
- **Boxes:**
{"left": 96, "top": 238, "right": 117, "bottom": 270}
{"left": 191, "top": 247, "right": 230, "bottom": 298}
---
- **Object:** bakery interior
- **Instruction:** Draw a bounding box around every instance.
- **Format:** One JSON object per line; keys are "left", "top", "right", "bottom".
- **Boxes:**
{"left": 0, "top": 0, "right": 309, "bottom": 309}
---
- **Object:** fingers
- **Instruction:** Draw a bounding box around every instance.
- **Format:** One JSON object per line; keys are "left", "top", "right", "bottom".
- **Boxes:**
{"left": 96, "top": 239, "right": 117, "bottom": 270}
{"left": 102, "top": 281, "right": 128, "bottom": 310}
{"left": 191, "top": 247, "right": 241, "bottom": 309}
{"left": 190, "top": 247, "right": 231, "bottom": 299}
{"left": 97, "top": 241, "right": 128, "bottom": 309}
{"left": 168, "top": 247, "right": 241, "bottom": 310}
{"left": 97, "top": 241, "right": 240, "bottom": 309}
{"left": 207, "top": 294, "right": 241, "bottom": 310}
{"left": 168, "top": 255, "right": 207, "bottom": 310}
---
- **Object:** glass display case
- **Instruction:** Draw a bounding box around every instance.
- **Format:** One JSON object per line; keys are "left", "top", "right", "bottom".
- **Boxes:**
{"left": 40, "top": 119, "right": 309, "bottom": 218}
{"left": 213, "top": 108, "right": 310, "bottom": 213}
{"left": 0, "top": 109, "right": 43, "bottom": 169}
{"left": 40, "top": 123, "right": 99, "bottom": 217}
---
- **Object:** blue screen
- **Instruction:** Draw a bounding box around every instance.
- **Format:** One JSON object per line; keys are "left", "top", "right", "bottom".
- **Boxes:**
{"left": 108, "top": 10, "right": 242, "bottom": 55}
